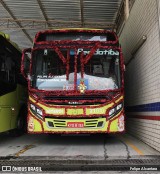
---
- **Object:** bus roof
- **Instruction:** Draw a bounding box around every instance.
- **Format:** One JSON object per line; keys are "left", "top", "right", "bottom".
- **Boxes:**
{"left": 0, "top": 31, "right": 10, "bottom": 40}
{"left": 0, "top": 31, "right": 21, "bottom": 53}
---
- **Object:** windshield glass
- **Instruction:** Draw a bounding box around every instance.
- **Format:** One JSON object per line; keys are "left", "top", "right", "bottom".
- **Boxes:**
{"left": 31, "top": 48, "right": 121, "bottom": 91}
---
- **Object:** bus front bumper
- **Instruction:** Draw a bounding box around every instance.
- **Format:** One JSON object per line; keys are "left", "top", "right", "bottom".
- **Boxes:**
{"left": 27, "top": 112, "right": 125, "bottom": 134}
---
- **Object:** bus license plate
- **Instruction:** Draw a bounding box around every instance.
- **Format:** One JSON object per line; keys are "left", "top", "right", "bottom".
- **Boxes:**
{"left": 67, "top": 122, "right": 84, "bottom": 128}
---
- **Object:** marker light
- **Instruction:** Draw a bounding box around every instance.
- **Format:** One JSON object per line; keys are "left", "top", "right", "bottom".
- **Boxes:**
{"left": 11, "top": 107, "right": 15, "bottom": 111}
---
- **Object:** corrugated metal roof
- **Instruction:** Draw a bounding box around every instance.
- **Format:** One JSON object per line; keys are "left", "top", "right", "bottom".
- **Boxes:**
{"left": 41, "top": 0, "right": 81, "bottom": 21}
{"left": 84, "top": 0, "right": 121, "bottom": 22}
{"left": 0, "top": 0, "right": 123, "bottom": 49}
{"left": 3, "top": 0, "right": 45, "bottom": 19}
{"left": 0, "top": 3, "right": 10, "bottom": 18}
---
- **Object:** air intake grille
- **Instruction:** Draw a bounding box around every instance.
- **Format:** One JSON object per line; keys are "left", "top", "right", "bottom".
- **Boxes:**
{"left": 46, "top": 118, "right": 105, "bottom": 129}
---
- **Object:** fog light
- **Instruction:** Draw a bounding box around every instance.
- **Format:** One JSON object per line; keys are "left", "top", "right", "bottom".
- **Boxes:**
{"left": 97, "top": 121, "right": 103, "bottom": 127}
{"left": 48, "top": 121, "right": 54, "bottom": 128}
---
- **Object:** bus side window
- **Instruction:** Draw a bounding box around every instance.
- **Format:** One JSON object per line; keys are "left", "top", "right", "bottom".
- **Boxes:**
{"left": 0, "top": 55, "right": 16, "bottom": 85}
{"left": 0, "top": 54, "right": 17, "bottom": 96}
{"left": 6, "top": 56, "right": 16, "bottom": 84}
{"left": 0, "top": 57, "right": 6, "bottom": 80}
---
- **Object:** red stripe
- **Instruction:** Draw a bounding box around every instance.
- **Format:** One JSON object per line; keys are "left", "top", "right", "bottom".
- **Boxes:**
{"left": 128, "top": 115, "right": 160, "bottom": 121}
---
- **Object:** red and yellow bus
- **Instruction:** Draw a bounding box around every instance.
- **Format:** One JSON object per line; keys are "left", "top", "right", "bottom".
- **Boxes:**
{"left": 21, "top": 28, "right": 125, "bottom": 134}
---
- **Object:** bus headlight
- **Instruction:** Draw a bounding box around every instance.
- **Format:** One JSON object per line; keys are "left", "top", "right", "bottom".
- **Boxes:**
{"left": 109, "top": 108, "right": 116, "bottom": 116}
{"left": 37, "top": 108, "right": 43, "bottom": 116}
{"left": 30, "top": 103, "right": 43, "bottom": 120}
{"left": 117, "top": 103, "right": 122, "bottom": 111}
{"left": 109, "top": 103, "right": 123, "bottom": 118}
{"left": 30, "top": 104, "right": 36, "bottom": 111}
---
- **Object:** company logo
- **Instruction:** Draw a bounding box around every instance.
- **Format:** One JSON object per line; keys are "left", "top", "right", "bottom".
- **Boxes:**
{"left": 77, "top": 49, "right": 119, "bottom": 56}
{"left": 2, "top": 166, "right": 11, "bottom": 172}
{"left": 1, "top": 166, "right": 42, "bottom": 172}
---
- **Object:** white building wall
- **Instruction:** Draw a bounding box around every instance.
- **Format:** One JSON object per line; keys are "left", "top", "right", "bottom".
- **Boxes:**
{"left": 119, "top": 0, "right": 160, "bottom": 151}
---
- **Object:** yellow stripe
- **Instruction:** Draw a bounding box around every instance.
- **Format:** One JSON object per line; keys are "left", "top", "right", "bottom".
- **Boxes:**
{"left": 119, "top": 136, "right": 144, "bottom": 156}
{"left": 14, "top": 145, "right": 35, "bottom": 157}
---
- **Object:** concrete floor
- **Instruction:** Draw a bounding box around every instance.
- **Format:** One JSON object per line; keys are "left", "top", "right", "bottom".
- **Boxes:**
{"left": 0, "top": 133, "right": 159, "bottom": 158}
{"left": 0, "top": 133, "right": 160, "bottom": 173}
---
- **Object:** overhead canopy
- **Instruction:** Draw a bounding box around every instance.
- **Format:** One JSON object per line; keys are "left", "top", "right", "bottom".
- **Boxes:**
{"left": 0, "top": 0, "right": 124, "bottom": 49}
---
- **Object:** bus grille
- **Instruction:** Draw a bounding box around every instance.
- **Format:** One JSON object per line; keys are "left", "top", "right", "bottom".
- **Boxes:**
{"left": 46, "top": 118, "right": 105, "bottom": 129}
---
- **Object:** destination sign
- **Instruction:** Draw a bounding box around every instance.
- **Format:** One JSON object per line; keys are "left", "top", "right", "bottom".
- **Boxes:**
{"left": 77, "top": 49, "right": 119, "bottom": 56}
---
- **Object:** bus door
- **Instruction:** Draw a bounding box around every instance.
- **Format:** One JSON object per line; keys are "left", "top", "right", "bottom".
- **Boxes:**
{"left": 0, "top": 51, "right": 17, "bottom": 132}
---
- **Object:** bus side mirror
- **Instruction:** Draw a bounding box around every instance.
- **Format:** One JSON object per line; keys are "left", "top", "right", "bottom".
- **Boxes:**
{"left": 21, "top": 48, "right": 31, "bottom": 79}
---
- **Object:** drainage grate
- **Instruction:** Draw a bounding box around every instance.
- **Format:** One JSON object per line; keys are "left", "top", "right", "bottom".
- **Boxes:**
{"left": 0, "top": 157, "right": 160, "bottom": 171}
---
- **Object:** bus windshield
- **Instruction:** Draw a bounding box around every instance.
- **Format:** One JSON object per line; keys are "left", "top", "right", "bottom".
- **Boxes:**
{"left": 31, "top": 48, "right": 121, "bottom": 91}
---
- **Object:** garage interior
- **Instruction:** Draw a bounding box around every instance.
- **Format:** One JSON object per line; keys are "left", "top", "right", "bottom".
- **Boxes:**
{"left": 0, "top": 0, "right": 160, "bottom": 171}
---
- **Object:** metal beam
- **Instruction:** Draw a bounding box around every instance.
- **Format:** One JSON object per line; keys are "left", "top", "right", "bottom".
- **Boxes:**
{"left": 0, "top": 18, "right": 115, "bottom": 30}
{"left": 36, "top": 0, "right": 51, "bottom": 27}
{"left": 80, "top": 0, "right": 84, "bottom": 27}
{"left": 115, "top": 0, "right": 125, "bottom": 34}
{"left": 0, "top": 0, "right": 32, "bottom": 43}
{"left": 124, "top": 0, "right": 129, "bottom": 21}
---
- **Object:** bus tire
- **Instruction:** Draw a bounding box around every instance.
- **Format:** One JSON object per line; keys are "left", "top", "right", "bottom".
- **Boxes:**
{"left": 9, "top": 106, "right": 27, "bottom": 136}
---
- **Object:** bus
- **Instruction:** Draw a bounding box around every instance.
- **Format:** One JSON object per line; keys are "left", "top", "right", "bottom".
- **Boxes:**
{"left": 21, "top": 28, "right": 125, "bottom": 134}
{"left": 0, "top": 32, "right": 27, "bottom": 135}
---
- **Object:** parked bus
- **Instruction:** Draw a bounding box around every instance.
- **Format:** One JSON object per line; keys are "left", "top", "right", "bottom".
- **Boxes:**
{"left": 0, "top": 32, "right": 27, "bottom": 135}
{"left": 21, "top": 28, "right": 125, "bottom": 134}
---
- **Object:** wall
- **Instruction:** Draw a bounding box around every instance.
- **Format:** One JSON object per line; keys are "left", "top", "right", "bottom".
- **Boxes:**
{"left": 119, "top": 0, "right": 160, "bottom": 151}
